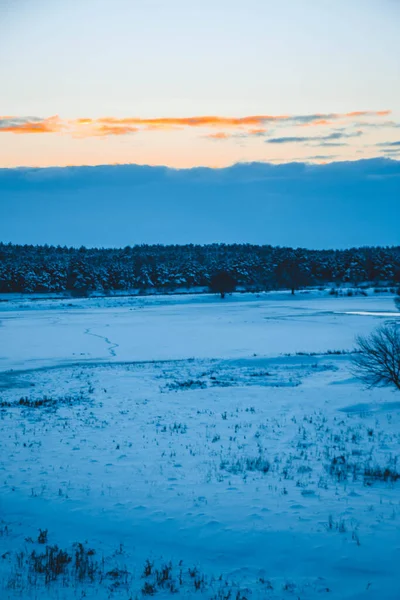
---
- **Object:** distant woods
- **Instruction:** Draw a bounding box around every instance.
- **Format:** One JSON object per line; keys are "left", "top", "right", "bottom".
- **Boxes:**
{"left": 0, "top": 243, "right": 400, "bottom": 295}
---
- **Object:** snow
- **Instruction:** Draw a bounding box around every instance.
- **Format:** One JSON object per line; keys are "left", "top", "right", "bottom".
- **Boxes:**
{"left": 2, "top": 291, "right": 399, "bottom": 371}
{"left": 0, "top": 291, "right": 399, "bottom": 599}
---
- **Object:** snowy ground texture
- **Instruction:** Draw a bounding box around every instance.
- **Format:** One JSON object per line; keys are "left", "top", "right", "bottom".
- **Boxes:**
{"left": 0, "top": 291, "right": 400, "bottom": 599}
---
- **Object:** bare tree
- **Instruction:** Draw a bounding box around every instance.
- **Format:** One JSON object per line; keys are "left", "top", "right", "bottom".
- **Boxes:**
{"left": 352, "top": 322, "right": 400, "bottom": 390}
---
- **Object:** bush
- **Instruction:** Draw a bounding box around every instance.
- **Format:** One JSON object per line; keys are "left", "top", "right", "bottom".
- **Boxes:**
{"left": 352, "top": 323, "right": 400, "bottom": 391}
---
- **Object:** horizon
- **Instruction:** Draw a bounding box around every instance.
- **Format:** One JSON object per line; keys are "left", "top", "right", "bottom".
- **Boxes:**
{"left": 1, "top": 155, "right": 400, "bottom": 172}
{"left": 2, "top": 240, "right": 400, "bottom": 253}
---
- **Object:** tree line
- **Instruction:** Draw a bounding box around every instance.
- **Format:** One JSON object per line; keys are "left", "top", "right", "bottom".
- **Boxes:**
{"left": 0, "top": 242, "right": 399, "bottom": 295}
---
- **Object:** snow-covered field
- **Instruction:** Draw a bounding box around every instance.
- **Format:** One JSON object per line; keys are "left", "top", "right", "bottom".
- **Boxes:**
{"left": 1, "top": 291, "right": 399, "bottom": 599}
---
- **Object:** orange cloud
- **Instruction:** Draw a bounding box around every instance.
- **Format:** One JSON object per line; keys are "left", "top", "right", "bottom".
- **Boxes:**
{"left": 0, "top": 110, "right": 392, "bottom": 137}
{"left": 205, "top": 132, "right": 231, "bottom": 140}
{"left": 95, "top": 124, "right": 139, "bottom": 136}
{"left": 205, "top": 128, "right": 269, "bottom": 140}
{"left": 345, "top": 110, "right": 391, "bottom": 118}
{"left": 0, "top": 116, "right": 62, "bottom": 134}
{"left": 92, "top": 111, "right": 392, "bottom": 131}
{"left": 248, "top": 128, "right": 268, "bottom": 134}
{"left": 299, "top": 119, "right": 333, "bottom": 127}
{"left": 96, "top": 115, "right": 289, "bottom": 128}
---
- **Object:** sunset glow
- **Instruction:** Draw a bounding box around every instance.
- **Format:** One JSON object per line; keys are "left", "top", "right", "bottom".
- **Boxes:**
{"left": 0, "top": 0, "right": 399, "bottom": 168}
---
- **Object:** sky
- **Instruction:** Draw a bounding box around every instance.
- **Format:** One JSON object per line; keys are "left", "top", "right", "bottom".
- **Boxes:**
{"left": 1, "top": 0, "right": 400, "bottom": 169}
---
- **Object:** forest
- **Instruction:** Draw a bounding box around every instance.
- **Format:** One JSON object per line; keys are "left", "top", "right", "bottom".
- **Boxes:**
{"left": 1, "top": 242, "right": 400, "bottom": 295}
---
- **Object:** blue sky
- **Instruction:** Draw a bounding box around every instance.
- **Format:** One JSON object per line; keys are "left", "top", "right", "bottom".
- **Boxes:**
{"left": 1, "top": 0, "right": 400, "bottom": 167}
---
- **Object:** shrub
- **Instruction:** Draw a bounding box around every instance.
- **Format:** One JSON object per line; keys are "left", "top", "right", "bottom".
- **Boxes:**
{"left": 352, "top": 323, "right": 400, "bottom": 391}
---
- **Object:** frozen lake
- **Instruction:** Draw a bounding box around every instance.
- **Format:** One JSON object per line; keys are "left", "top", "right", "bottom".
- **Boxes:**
{"left": 0, "top": 291, "right": 399, "bottom": 599}
{"left": 1, "top": 291, "right": 399, "bottom": 371}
